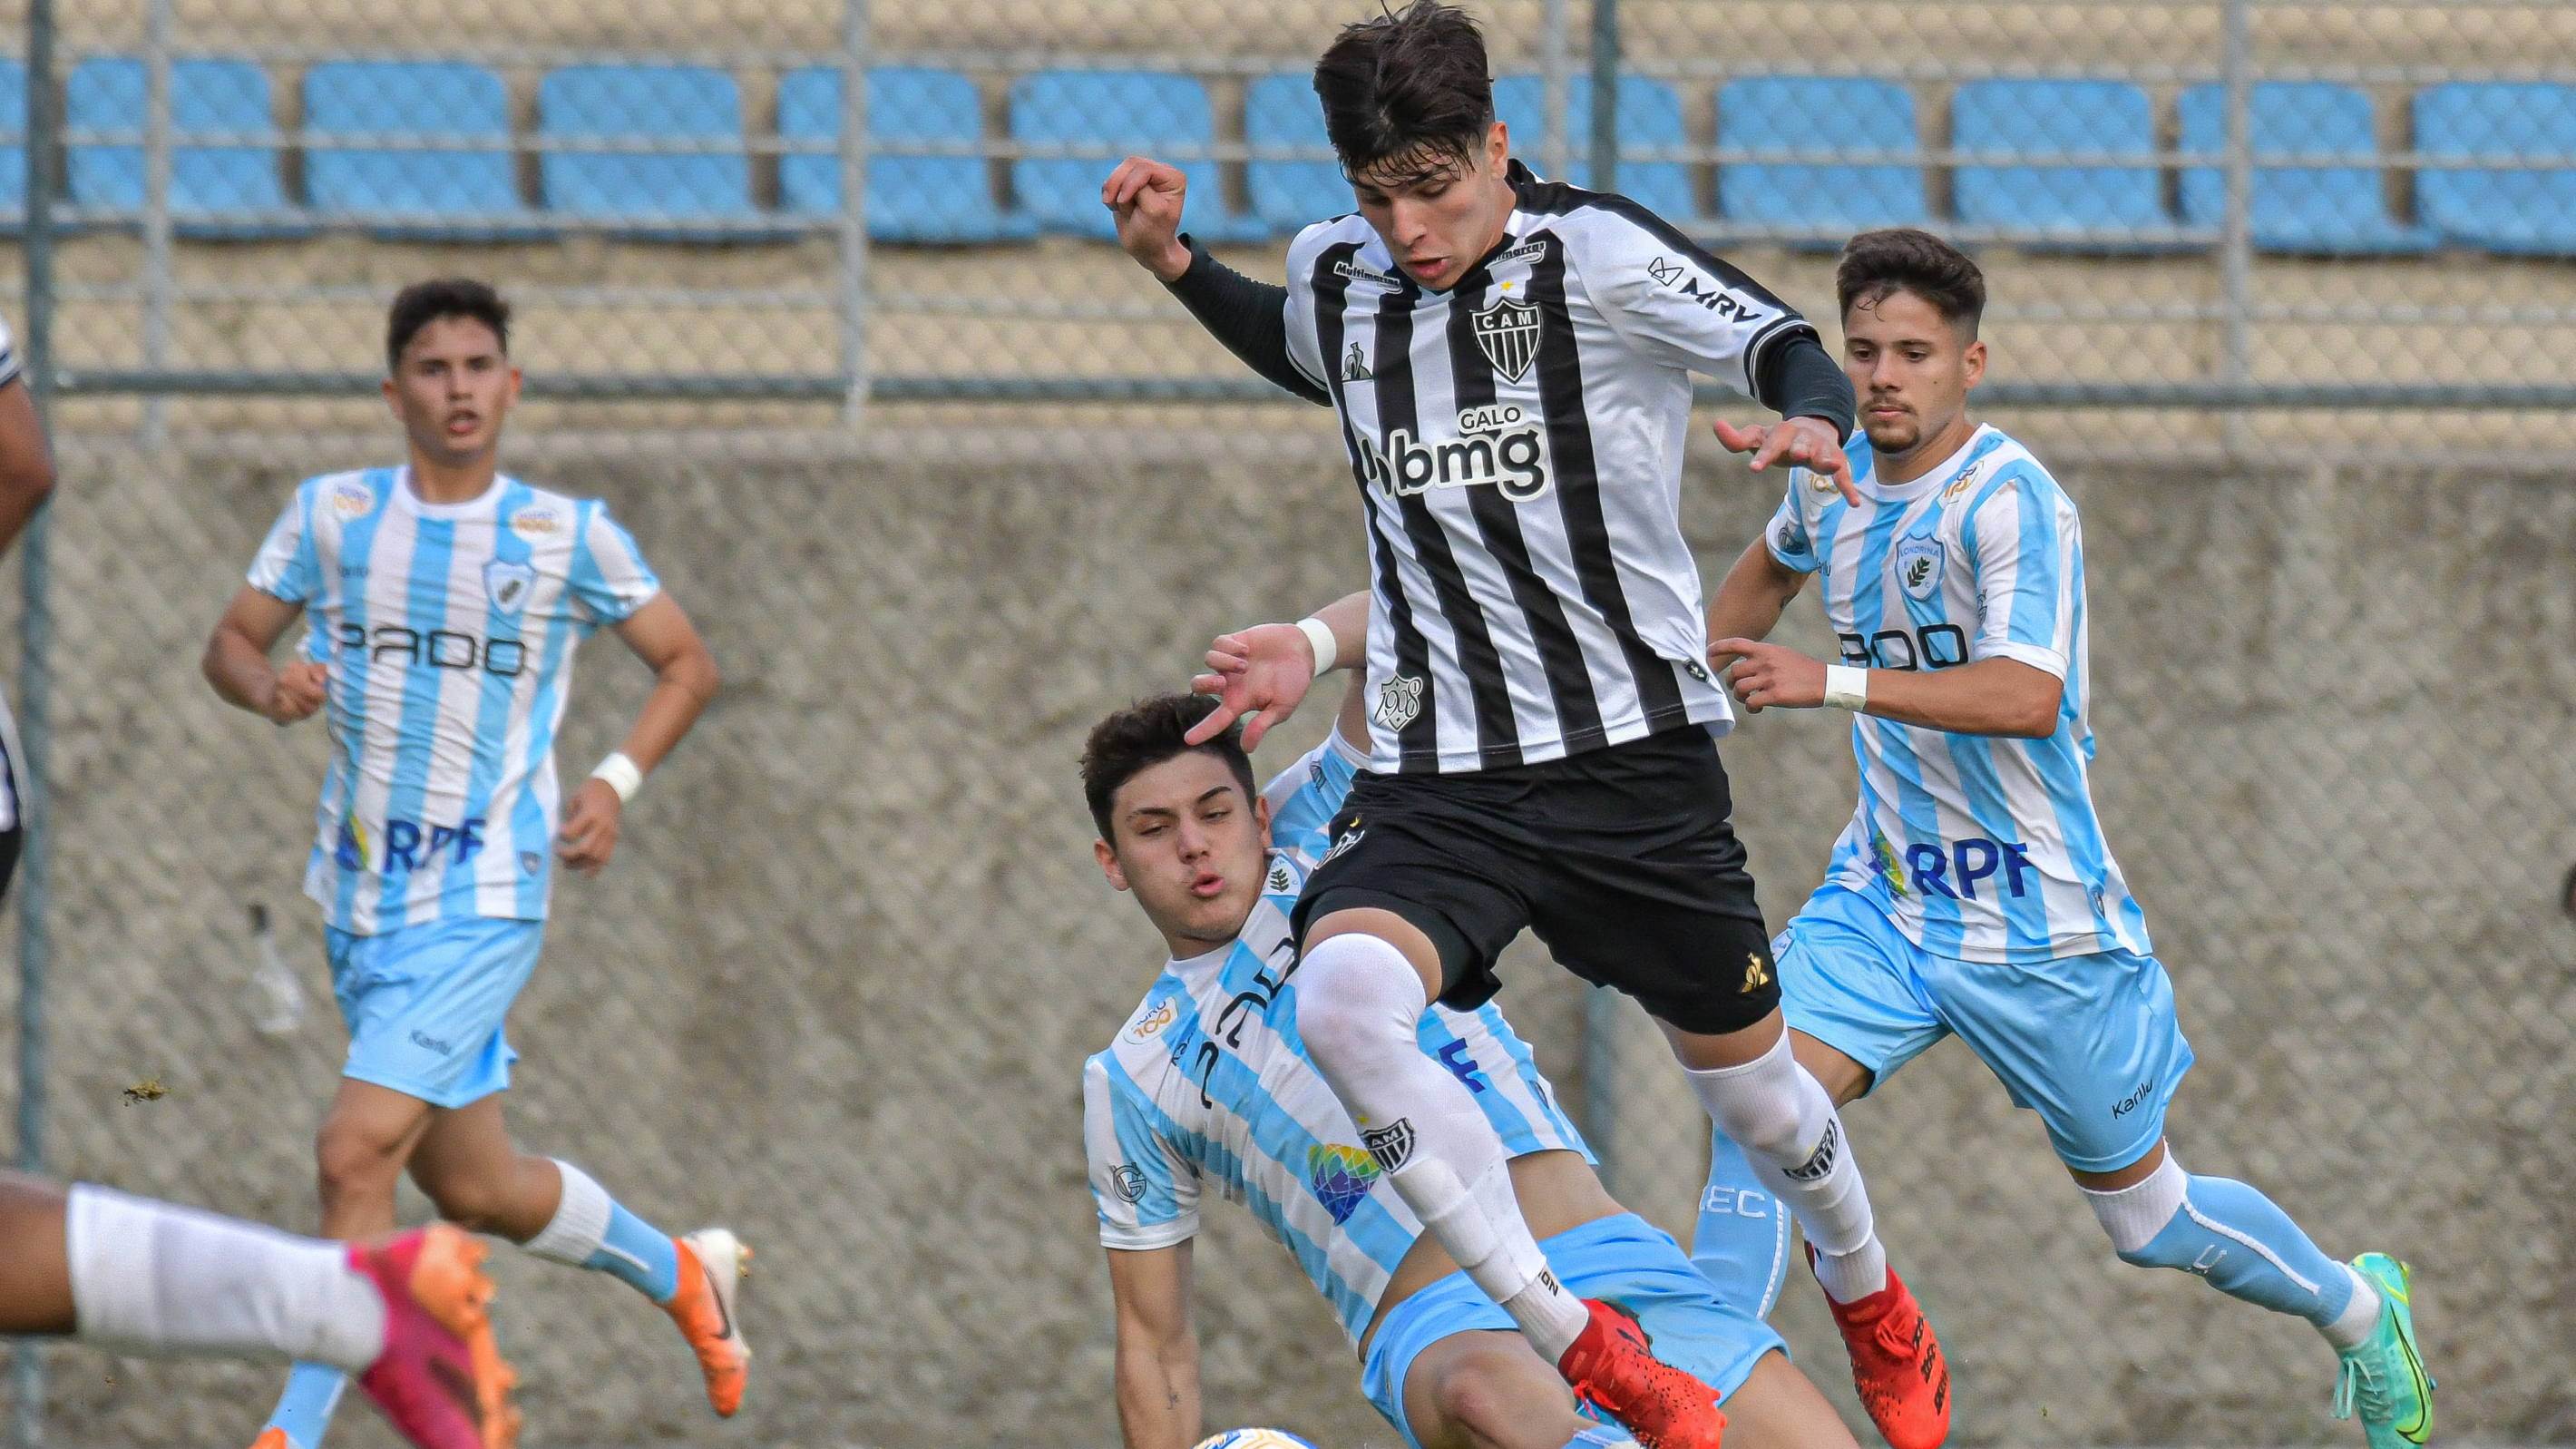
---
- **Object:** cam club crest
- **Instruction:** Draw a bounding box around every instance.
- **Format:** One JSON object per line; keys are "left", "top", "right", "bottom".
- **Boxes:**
{"left": 484, "top": 559, "right": 537, "bottom": 611}
{"left": 1471, "top": 295, "right": 1542, "bottom": 382}
{"left": 1373, "top": 673, "right": 1426, "bottom": 731}
{"left": 1897, "top": 536, "right": 1946, "bottom": 601}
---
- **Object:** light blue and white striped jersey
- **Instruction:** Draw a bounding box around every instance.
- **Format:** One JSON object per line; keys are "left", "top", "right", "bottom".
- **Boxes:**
{"left": 1084, "top": 729, "right": 1591, "bottom": 1346}
{"left": 1766, "top": 424, "right": 2151, "bottom": 964}
{"left": 247, "top": 467, "right": 660, "bottom": 935}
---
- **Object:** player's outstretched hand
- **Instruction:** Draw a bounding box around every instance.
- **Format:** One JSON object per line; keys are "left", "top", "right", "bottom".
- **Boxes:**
{"left": 1713, "top": 416, "right": 1860, "bottom": 506}
{"left": 264, "top": 661, "right": 329, "bottom": 726}
{"left": 1714, "top": 637, "right": 1827, "bottom": 712}
{"left": 555, "top": 778, "right": 623, "bottom": 876}
{"left": 1188, "top": 622, "right": 1319, "bottom": 751}
{"left": 1102, "top": 156, "right": 1195, "bottom": 284}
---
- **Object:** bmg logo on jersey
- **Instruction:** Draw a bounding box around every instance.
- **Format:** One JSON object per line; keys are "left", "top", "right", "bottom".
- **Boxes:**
{"left": 1353, "top": 404, "right": 1553, "bottom": 504}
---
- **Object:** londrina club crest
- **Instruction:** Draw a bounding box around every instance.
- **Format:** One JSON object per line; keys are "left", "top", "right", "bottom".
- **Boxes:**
{"left": 1472, "top": 295, "right": 1541, "bottom": 382}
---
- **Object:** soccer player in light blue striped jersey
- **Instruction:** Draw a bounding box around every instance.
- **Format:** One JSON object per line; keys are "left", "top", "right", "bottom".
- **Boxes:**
{"left": 201, "top": 280, "right": 748, "bottom": 1449}
{"left": 1082, "top": 604, "right": 1855, "bottom": 1449}
{"left": 1696, "top": 229, "right": 2430, "bottom": 1449}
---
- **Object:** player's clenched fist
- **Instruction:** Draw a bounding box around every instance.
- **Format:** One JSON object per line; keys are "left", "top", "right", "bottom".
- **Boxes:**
{"left": 263, "top": 660, "right": 328, "bottom": 726}
{"left": 555, "top": 778, "right": 624, "bottom": 876}
{"left": 1101, "top": 156, "right": 1195, "bottom": 283}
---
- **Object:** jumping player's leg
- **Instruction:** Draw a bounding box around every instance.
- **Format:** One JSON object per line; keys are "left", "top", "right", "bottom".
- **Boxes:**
{"left": 0, "top": 1173, "right": 514, "bottom": 1449}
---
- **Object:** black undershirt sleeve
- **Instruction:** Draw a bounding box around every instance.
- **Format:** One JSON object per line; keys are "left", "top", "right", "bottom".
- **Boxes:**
{"left": 1753, "top": 331, "right": 1857, "bottom": 442}
{"left": 1161, "top": 236, "right": 1332, "bottom": 406}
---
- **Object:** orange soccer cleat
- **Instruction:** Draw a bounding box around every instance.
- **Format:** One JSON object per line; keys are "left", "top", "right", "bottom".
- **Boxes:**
{"left": 664, "top": 1228, "right": 753, "bottom": 1417}
{"left": 1811, "top": 1249, "right": 1949, "bottom": 1449}
{"left": 347, "top": 1224, "right": 520, "bottom": 1449}
{"left": 1557, "top": 1297, "right": 1727, "bottom": 1449}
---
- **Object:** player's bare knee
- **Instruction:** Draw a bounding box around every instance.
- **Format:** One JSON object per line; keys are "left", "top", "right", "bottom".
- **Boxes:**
{"left": 1428, "top": 1336, "right": 1552, "bottom": 1438}
{"left": 311, "top": 1120, "right": 405, "bottom": 1205}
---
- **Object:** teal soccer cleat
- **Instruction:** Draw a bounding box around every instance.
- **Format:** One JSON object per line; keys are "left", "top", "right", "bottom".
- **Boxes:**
{"left": 2334, "top": 1253, "right": 2433, "bottom": 1449}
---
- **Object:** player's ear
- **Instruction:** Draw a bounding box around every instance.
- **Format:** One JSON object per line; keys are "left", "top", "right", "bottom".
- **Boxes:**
{"left": 1095, "top": 837, "right": 1131, "bottom": 893}
{"left": 1961, "top": 337, "right": 1987, "bottom": 390}
{"left": 1254, "top": 792, "right": 1274, "bottom": 849}
{"left": 1487, "top": 120, "right": 1508, "bottom": 174}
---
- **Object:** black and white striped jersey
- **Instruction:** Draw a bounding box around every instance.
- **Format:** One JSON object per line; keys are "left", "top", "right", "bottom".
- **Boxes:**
{"left": 1281, "top": 163, "right": 1821, "bottom": 774}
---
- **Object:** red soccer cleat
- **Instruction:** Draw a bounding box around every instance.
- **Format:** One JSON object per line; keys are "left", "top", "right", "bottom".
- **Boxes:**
{"left": 1557, "top": 1297, "right": 1727, "bottom": 1449}
{"left": 1810, "top": 1248, "right": 1949, "bottom": 1449}
{"left": 665, "top": 1229, "right": 753, "bottom": 1417}
{"left": 348, "top": 1224, "right": 520, "bottom": 1449}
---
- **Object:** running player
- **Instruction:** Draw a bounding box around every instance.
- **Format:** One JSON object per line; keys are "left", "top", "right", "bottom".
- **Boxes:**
{"left": 1082, "top": 648, "right": 1855, "bottom": 1449}
{"left": 0, "top": 1171, "right": 514, "bottom": 1449}
{"left": 200, "top": 279, "right": 748, "bottom": 1449}
{"left": 1692, "top": 228, "right": 2431, "bottom": 1449}
{"left": 1104, "top": 6, "right": 1941, "bottom": 1445}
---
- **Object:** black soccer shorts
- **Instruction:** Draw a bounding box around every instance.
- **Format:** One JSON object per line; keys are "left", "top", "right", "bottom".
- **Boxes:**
{"left": 1290, "top": 725, "right": 1780, "bottom": 1036}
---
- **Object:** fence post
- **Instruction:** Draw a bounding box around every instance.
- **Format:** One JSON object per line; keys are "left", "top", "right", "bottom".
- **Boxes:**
{"left": 838, "top": 0, "right": 872, "bottom": 426}
{"left": 1586, "top": 0, "right": 1619, "bottom": 194}
{"left": 1541, "top": 0, "right": 1570, "bottom": 184}
{"left": 2220, "top": 0, "right": 2253, "bottom": 447}
{"left": 11, "top": 0, "right": 54, "bottom": 1442}
{"left": 141, "top": 0, "right": 172, "bottom": 446}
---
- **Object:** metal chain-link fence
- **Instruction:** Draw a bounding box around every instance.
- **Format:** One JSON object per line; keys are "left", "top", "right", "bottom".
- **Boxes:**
{"left": 0, "top": 1, "right": 2571, "bottom": 1446}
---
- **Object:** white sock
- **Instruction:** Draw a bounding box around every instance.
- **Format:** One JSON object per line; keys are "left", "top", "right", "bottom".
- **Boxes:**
{"left": 2322, "top": 1264, "right": 2383, "bottom": 1350}
{"left": 1298, "top": 933, "right": 1592, "bottom": 1362}
{"left": 522, "top": 1159, "right": 613, "bottom": 1265}
{"left": 1685, "top": 1036, "right": 1888, "bottom": 1304}
{"left": 65, "top": 1184, "right": 386, "bottom": 1373}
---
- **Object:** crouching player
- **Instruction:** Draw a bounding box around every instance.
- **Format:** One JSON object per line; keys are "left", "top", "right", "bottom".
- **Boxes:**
{"left": 1079, "top": 605, "right": 1853, "bottom": 1449}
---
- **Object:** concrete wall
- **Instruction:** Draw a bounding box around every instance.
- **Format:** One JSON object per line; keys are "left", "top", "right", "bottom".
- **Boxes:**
{"left": 6, "top": 425, "right": 2570, "bottom": 1446}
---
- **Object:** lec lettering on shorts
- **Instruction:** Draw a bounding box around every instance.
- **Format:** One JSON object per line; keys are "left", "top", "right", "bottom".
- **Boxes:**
{"left": 1839, "top": 625, "right": 1970, "bottom": 671}
{"left": 1905, "top": 837, "right": 2035, "bottom": 899}
{"left": 1701, "top": 1183, "right": 1771, "bottom": 1218}
{"left": 339, "top": 622, "right": 526, "bottom": 677}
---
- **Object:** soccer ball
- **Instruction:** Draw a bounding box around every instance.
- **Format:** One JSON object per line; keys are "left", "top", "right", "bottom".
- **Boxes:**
{"left": 1191, "top": 1432, "right": 1321, "bottom": 1449}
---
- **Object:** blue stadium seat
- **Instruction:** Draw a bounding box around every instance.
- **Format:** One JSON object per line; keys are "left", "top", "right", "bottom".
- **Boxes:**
{"left": 1717, "top": 77, "right": 1926, "bottom": 235}
{"left": 539, "top": 65, "right": 754, "bottom": 224}
{"left": 1491, "top": 73, "right": 1697, "bottom": 220}
{"left": 2179, "top": 83, "right": 2430, "bottom": 253}
{"left": 1009, "top": 71, "right": 1267, "bottom": 243}
{"left": 67, "top": 57, "right": 301, "bottom": 233}
{"left": 306, "top": 63, "right": 540, "bottom": 238}
{"left": 1245, "top": 72, "right": 1347, "bottom": 232}
{"left": 2415, "top": 83, "right": 2576, "bottom": 255}
{"left": 0, "top": 62, "right": 24, "bottom": 224}
{"left": 1953, "top": 79, "right": 2169, "bottom": 240}
{"left": 778, "top": 66, "right": 1034, "bottom": 243}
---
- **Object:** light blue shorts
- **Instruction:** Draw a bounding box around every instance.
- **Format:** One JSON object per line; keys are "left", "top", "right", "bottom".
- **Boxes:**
{"left": 1360, "top": 1213, "right": 1787, "bottom": 1449}
{"left": 1778, "top": 883, "right": 2193, "bottom": 1173}
{"left": 327, "top": 916, "right": 543, "bottom": 1110}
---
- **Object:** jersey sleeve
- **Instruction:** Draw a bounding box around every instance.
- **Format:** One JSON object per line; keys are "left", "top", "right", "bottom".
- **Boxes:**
{"left": 1083, "top": 1055, "right": 1201, "bottom": 1251}
{"left": 566, "top": 502, "right": 662, "bottom": 624}
{"left": 246, "top": 482, "right": 322, "bottom": 602}
{"left": 1962, "top": 467, "right": 2080, "bottom": 680}
{"left": 1569, "top": 219, "right": 1816, "bottom": 399}
{"left": 1764, "top": 474, "right": 1825, "bottom": 573}
{"left": 1281, "top": 229, "right": 1332, "bottom": 397}
{"left": 1261, "top": 725, "right": 1367, "bottom": 867}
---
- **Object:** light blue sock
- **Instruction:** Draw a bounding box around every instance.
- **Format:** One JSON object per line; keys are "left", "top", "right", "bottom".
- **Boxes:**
{"left": 1565, "top": 1426, "right": 1644, "bottom": 1447}
{"left": 2121, "top": 1173, "right": 2355, "bottom": 1327}
{"left": 526, "top": 1159, "right": 685, "bottom": 1304}
{"left": 1688, "top": 1125, "right": 1793, "bottom": 1318}
{"left": 587, "top": 1199, "right": 682, "bottom": 1303}
{"left": 260, "top": 1361, "right": 348, "bottom": 1449}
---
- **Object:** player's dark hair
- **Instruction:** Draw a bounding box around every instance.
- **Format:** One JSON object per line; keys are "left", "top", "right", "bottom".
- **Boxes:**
{"left": 1837, "top": 228, "right": 1986, "bottom": 339}
{"left": 1312, "top": 0, "right": 1496, "bottom": 186}
{"left": 1081, "top": 693, "right": 1258, "bottom": 846}
{"left": 385, "top": 278, "right": 511, "bottom": 374}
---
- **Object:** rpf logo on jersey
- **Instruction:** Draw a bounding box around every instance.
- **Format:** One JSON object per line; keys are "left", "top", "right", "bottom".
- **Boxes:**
{"left": 1897, "top": 535, "right": 1946, "bottom": 600}
{"left": 1471, "top": 295, "right": 1541, "bottom": 382}
{"left": 483, "top": 559, "right": 536, "bottom": 611}
{"left": 1373, "top": 673, "right": 1425, "bottom": 730}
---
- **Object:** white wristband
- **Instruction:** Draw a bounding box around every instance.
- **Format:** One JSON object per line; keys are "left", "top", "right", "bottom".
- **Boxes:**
{"left": 590, "top": 751, "right": 643, "bottom": 804}
{"left": 1822, "top": 665, "right": 1870, "bottom": 712}
{"left": 1294, "top": 616, "right": 1339, "bottom": 677}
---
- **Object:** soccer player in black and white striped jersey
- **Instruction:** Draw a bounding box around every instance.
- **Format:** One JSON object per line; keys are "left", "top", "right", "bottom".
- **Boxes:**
{"left": 1103, "top": 5, "right": 1946, "bottom": 1447}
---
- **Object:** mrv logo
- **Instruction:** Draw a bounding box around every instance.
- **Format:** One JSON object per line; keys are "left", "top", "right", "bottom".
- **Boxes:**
{"left": 1354, "top": 404, "right": 1554, "bottom": 504}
